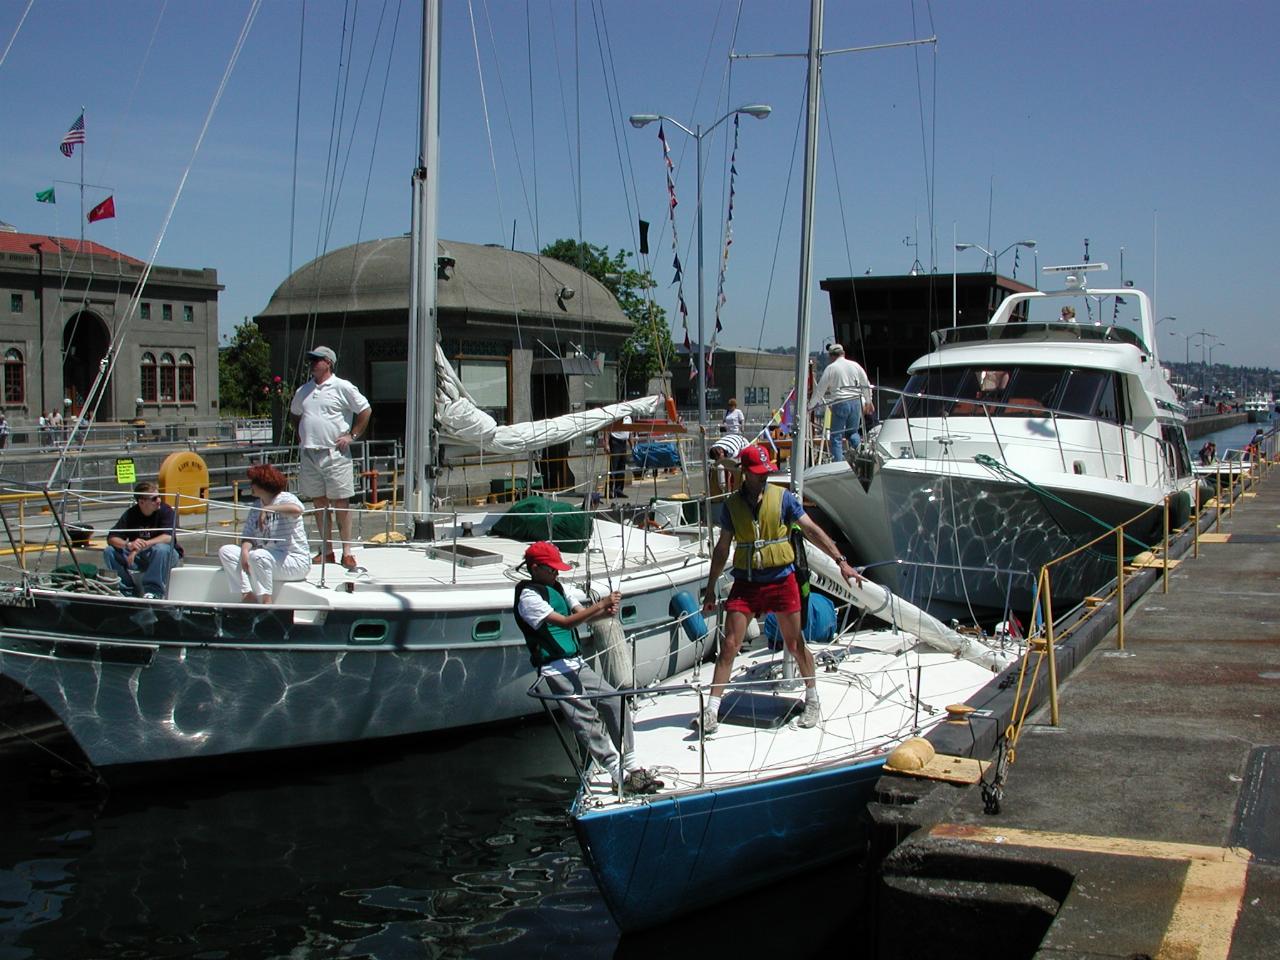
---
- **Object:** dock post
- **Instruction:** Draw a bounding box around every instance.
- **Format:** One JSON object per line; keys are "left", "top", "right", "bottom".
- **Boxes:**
{"left": 1162, "top": 495, "right": 1170, "bottom": 594}
{"left": 1042, "top": 568, "right": 1059, "bottom": 726}
{"left": 1115, "top": 526, "right": 1125, "bottom": 650}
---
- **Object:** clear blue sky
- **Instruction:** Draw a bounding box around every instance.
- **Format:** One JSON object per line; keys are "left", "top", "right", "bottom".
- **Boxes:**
{"left": 2, "top": 0, "right": 1276, "bottom": 371}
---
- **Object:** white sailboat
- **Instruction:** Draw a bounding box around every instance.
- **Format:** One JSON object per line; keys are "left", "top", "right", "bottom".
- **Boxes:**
{"left": 0, "top": 1, "right": 710, "bottom": 771}
{"left": 559, "top": 1, "right": 1014, "bottom": 933}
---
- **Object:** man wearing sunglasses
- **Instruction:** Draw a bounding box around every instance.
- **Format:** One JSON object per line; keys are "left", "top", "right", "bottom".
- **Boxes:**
{"left": 103, "top": 481, "right": 183, "bottom": 599}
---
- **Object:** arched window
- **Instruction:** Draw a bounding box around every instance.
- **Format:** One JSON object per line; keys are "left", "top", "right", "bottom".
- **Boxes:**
{"left": 140, "top": 352, "right": 158, "bottom": 403}
{"left": 3, "top": 348, "right": 24, "bottom": 405}
{"left": 178, "top": 352, "right": 195, "bottom": 403}
{"left": 160, "top": 352, "right": 176, "bottom": 404}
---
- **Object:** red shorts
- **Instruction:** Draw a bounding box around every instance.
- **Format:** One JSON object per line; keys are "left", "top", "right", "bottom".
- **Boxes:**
{"left": 725, "top": 574, "right": 801, "bottom": 617}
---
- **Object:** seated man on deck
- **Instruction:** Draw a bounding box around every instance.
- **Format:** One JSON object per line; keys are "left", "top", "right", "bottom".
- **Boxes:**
{"left": 103, "top": 481, "right": 183, "bottom": 599}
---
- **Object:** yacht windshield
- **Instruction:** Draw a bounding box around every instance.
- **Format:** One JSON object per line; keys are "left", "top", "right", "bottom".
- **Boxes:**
{"left": 890, "top": 365, "right": 1123, "bottom": 423}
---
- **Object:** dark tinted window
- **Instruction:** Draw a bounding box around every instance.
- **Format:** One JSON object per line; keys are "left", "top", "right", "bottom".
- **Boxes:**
{"left": 1003, "top": 368, "right": 1064, "bottom": 415}
{"left": 891, "top": 367, "right": 972, "bottom": 418}
{"left": 892, "top": 365, "right": 1123, "bottom": 422}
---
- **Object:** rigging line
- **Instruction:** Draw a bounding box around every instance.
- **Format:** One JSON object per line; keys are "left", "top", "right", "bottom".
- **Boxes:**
{"left": 100, "top": 0, "right": 169, "bottom": 182}
{"left": 525, "top": 0, "right": 540, "bottom": 265}
{"left": 49, "top": 0, "right": 265, "bottom": 486}
{"left": 819, "top": 78, "right": 867, "bottom": 365}
{"left": 335, "top": 0, "right": 400, "bottom": 363}
{"left": 589, "top": 0, "right": 640, "bottom": 268}
{"left": 321, "top": 3, "right": 369, "bottom": 255}
{"left": 747, "top": 81, "right": 806, "bottom": 360}
{"left": 544, "top": 0, "right": 580, "bottom": 224}
{"left": 302, "top": 0, "right": 354, "bottom": 346}
{"left": 908, "top": 0, "right": 940, "bottom": 332}
{"left": 0, "top": 0, "right": 34, "bottom": 71}
{"left": 284, "top": 0, "right": 308, "bottom": 403}
{"left": 467, "top": 0, "right": 533, "bottom": 353}
{"left": 478, "top": 0, "right": 538, "bottom": 246}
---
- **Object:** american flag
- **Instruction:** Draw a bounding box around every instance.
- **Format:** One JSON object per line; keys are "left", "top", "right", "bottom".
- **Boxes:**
{"left": 59, "top": 113, "right": 85, "bottom": 157}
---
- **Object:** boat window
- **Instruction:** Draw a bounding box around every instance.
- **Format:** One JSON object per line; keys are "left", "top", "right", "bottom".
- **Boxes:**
{"left": 892, "top": 367, "right": 970, "bottom": 418}
{"left": 1002, "top": 368, "right": 1064, "bottom": 416}
{"left": 1057, "top": 370, "right": 1121, "bottom": 422}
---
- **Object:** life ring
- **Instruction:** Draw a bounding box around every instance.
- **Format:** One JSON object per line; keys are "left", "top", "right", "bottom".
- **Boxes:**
{"left": 590, "top": 618, "right": 633, "bottom": 690}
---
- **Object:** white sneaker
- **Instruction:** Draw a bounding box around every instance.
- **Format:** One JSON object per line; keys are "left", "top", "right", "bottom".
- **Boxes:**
{"left": 798, "top": 700, "right": 821, "bottom": 728}
{"left": 692, "top": 706, "right": 719, "bottom": 734}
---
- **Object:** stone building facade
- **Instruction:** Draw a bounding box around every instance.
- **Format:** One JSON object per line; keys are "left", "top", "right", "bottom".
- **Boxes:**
{"left": 0, "top": 228, "right": 221, "bottom": 434}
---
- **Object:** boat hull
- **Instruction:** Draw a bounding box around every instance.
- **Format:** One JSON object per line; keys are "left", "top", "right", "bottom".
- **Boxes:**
{"left": 806, "top": 460, "right": 1190, "bottom": 620}
{"left": 0, "top": 574, "right": 705, "bottom": 767}
{"left": 573, "top": 756, "right": 885, "bottom": 932}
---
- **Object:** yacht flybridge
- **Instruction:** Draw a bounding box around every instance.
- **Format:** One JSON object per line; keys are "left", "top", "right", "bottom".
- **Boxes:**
{"left": 804, "top": 263, "right": 1198, "bottom": 623}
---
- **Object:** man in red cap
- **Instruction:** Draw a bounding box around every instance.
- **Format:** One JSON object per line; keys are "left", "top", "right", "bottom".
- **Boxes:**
{"left": 698, "top": 445, "right": 862, "bottom": 733}
{"left": 514, "top": 540, "right": 662, "bottom": 794}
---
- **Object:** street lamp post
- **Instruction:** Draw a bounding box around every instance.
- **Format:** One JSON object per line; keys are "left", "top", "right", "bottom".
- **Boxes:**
{"left": 955, "top": 239, "right": 1036, "bottom": 277}
{"left": 628, "top": 105, "right": 771, "bottom": 455}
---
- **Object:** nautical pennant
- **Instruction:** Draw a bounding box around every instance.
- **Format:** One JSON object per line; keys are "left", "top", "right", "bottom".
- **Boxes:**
{"left": 35, "top": 187, "right": 55, "bottom": 204}
{"left": 658, "top": 123, "right": 696, "bottom": 378}
{"left": 707, "top": 113, "right": 742, "bottom": 377}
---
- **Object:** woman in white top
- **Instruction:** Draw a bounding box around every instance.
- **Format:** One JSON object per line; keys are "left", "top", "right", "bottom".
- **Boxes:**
{"left": 219, "top": 463, "right": 311, "bottom": 603}
{"left": 721, "top": 398, "right": 746, "bottom": 435}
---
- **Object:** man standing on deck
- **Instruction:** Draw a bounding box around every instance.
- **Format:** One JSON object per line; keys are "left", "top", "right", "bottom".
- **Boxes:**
{"left": 289, "top": 346, "right": 371, "bottom": 572}
{"left": 696, "top": 444, "right": 862, "bottom": 734}
{"left": 808, "top": 343, "right": 870, "bottom": 461}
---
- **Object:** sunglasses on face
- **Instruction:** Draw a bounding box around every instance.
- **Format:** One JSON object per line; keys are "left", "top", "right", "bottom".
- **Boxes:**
{"left": 137, "top": 495, "right": 161, "bottom": 503}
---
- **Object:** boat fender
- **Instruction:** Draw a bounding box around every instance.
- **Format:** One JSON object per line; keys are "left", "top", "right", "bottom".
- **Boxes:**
{"left": 762, "top": 593, "right": 837, "bottom": 648}
{"left": 668, "top": 591, "right": 708, "bottom": 644}
{"left": 885, "top": 737, "right": 935, "bottom": 772}
{"left": 590, "top": 618, "right": 633, "bottom": 690}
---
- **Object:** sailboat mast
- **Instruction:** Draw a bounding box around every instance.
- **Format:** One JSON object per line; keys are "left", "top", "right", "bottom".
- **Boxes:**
{"left": 405, "top": 0, "right": 441, "bottom": 521}
{"left": 789, "top": 0, "right": 823, "bottom": 499}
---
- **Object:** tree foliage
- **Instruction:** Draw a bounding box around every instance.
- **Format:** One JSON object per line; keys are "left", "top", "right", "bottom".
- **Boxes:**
{"left": 218, "top": 318, "right": 276, "bottom": 415}
{"left": 540, "top": 239, "right": 673, "bottom": 396}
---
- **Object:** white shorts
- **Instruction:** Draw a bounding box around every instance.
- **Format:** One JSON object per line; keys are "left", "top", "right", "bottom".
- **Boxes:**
{"left": 298, "top": 448, "right": 357, "bottom": 500}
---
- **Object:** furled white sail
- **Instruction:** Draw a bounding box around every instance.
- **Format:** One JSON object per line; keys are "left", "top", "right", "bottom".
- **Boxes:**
{"left": 805, "top": 546, "right": 1017, "bottom": 672}
{"left": 434, "top": 344, "right": 663, "bottom": 454}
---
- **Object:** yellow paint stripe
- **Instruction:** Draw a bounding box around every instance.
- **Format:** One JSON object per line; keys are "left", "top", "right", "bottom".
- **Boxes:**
{"left": 1161, "top": 859, "right": 1249, "bottom": 960}
{"left": 928, "top": 824, "right": 1251, "bottom": 960}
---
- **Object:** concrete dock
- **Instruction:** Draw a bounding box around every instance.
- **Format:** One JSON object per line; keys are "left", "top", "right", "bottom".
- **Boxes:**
{"left": 870, "top": 468, "right": 1280, "bottom": 957}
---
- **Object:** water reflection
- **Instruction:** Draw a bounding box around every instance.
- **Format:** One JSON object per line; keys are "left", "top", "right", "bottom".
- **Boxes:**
{"left": 0, "top": 721, "right": 618, "bottom": 959}
{"left": 1, "top": 713, "right": 869, "bottom": 958}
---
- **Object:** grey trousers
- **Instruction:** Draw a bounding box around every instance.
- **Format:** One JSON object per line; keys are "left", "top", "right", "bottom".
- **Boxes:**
{"left": 540, "top": 658, "right": 634, "bottom": 782}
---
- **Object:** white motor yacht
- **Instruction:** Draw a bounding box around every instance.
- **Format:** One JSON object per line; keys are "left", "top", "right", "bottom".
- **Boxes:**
{"left": 804, "top": 263, "right": 1198, "bottom": 623}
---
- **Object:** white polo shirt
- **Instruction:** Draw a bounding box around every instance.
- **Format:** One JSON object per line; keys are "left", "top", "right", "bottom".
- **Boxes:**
{"left": 290, "top": 375, "right": 371, "bottom": 450}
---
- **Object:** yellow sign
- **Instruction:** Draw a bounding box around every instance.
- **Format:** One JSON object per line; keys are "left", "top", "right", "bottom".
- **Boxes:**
{"left": 115, "top": 458, "right": 137, "bottom": 485}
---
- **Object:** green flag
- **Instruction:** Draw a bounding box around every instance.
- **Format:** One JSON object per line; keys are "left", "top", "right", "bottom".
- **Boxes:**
{"left": 35, "top": 187, "right": 55, "bottom": 204}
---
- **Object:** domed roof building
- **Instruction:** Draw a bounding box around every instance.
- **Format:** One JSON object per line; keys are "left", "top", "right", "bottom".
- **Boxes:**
{"left": 255, "top": 237, "right": 634, "bottom": 447}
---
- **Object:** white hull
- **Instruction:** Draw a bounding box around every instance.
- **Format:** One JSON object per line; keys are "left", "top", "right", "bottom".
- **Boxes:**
{"left": 0, "top": 519, "right": 712, "bottom": 767}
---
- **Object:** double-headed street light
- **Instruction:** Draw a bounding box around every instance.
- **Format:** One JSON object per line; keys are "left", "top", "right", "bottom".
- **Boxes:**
{"left": 628, "top": 104, "right": 771, "bottom": 445}
{"left": 955, "top": 239, "right": 1037, "bottom": 277}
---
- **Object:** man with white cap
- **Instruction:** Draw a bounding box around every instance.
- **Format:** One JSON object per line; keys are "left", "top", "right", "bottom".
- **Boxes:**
{"left": 289, "top": 345, "right": 372, "bottom": 572}
{"left": 808, "top": 343, "right": 870, "bottom": 461}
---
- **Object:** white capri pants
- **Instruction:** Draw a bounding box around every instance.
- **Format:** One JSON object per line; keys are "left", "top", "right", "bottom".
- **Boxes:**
{"left": 219, "top": 544, "right": 310, "bottom": 598}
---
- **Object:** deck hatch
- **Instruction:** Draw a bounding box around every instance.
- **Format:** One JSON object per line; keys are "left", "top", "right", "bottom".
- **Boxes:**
{"left": 429, "top": 543, "right": 505, "bottom": 567}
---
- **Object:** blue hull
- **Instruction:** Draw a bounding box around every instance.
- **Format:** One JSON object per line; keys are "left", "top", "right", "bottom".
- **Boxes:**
{"left": 573, "top": 757, "right": 886, "bottom": 932}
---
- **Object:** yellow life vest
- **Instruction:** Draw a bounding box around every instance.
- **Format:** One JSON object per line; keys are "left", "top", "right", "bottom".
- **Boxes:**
{"left": 727, "top": 484, "right": 794, "bottom": 573}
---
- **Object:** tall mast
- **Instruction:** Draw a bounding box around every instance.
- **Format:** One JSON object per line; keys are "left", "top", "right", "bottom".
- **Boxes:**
{"left": 789, "top": 0, "right": 823, "bottom": 499}
{"left": 405, "top": 0, "right": 441, "bottom": 523}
